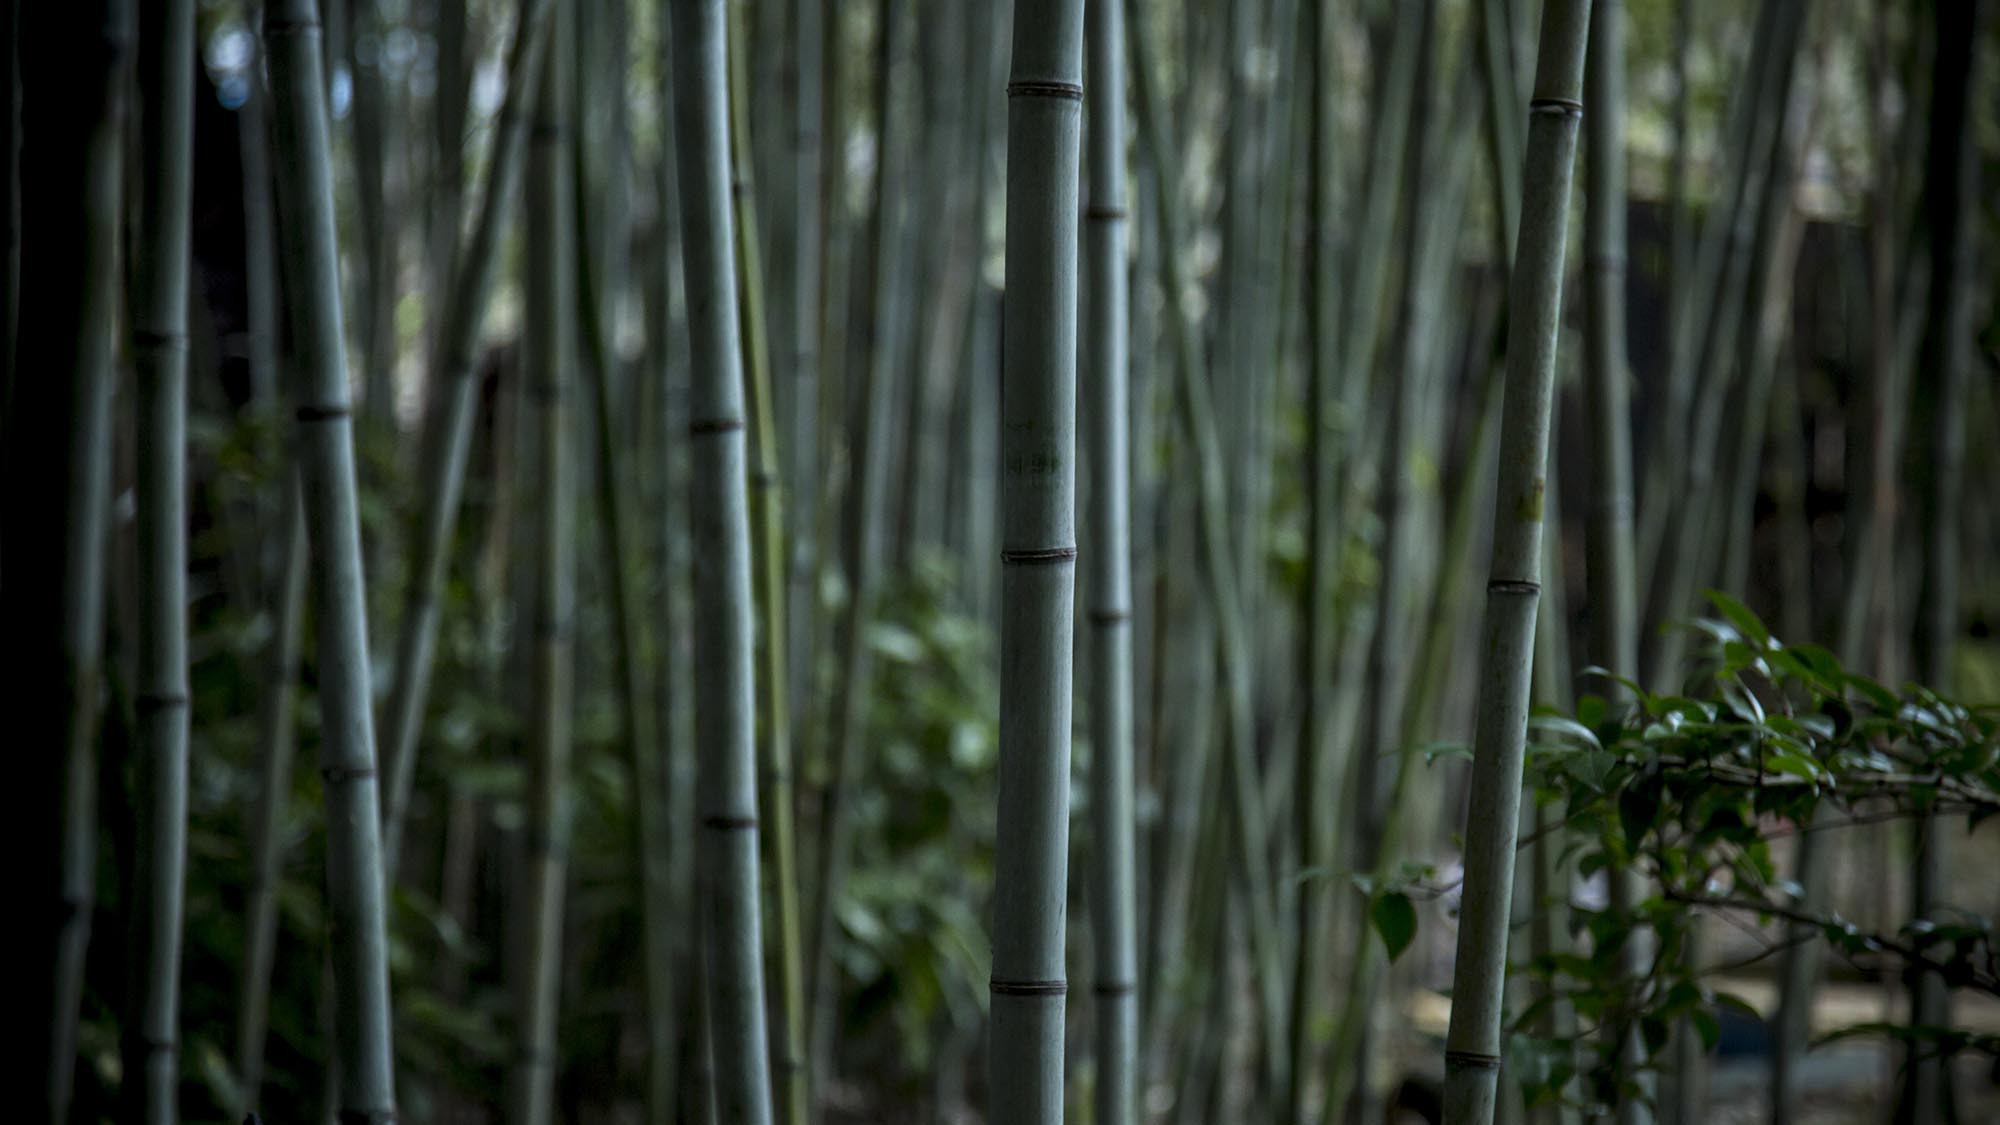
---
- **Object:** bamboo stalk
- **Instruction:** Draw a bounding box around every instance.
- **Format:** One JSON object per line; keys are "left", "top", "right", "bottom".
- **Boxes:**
{"left": 987, "top": 0, "right": 1085, "bottom": 1119}
{"left": 13, "top": 3, "right": 126, "bottom": 1118}
{"left": 509, "top": 7, "right": 578, "bottom": 1118}
{"left": 724, "top": 2, "right": 809, "bottom": 1119}
{"left": 1441, "top": 1, "right": 1591, "bottom": 1119}
{"left": 125, "top": 1, "right": 196, "bottom": 1117}
{"left": 377, "top": 0, "right": 554, "bottom": 876}
{"left": 260, "top": 0, "right": 399, "bottom": 1114}
{"left": 1085, "top": 0, "right": 1136, "bottom": 1117}
{"left": 667, "top": 0, "right": 778, "bottom": 1118}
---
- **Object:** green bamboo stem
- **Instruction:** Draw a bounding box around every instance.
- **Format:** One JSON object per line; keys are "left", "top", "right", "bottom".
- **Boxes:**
{"left": 1904, "top": 4, "right": 1981, "bottom": 1117}
{"left": 428, "top": 0, "right": 468, "bottom": 317}
{"left": 348, "top": 0, "right": 397, "bottom": 430}
{"left": 1284, "top": 0, "right": 1340, "bottom": 1118}
{"left": 1580, "top": 3, "right": 1651, "bottom": 1120}
{"left": 724, "top": 3, "right": 809, "bottom": 1120}
{"left": 125, "top": 1, "right": 196, "bottom": 1117}
{"left": 571, "top": 69, "right": 679, "bottom": 1125}
{"left": 13, "top": 4, "right": 125, "bottom": 1118}
{"left": 1085, "top": 0, "right": 1136, "bottom": 1117}
{"left": 807, "top": 1, "right": 906, "bottom": 1100}
{"left": 1441, "top": 1, "right": 1590, "bottom": 1120}
{"left": 509, "top": 11, "right": 577, "bottom": 1118}
{"left": 260, "top": 0, "right": 399, "bottom": 1114}
{"left": 785, "top": 0, "right": 822, "bottom": 728}
{"left": 667, "top": 0, "right": 778, "bottom": 1118}
{"left": 1128, "top": 0, "right": 1288, "bottom": 1092}
{"left": 987, "top": 1, "right": 1085, "bottom": 1119}
{"left": 376, "top": 0, "right": 553, "bottom": 876}
{"left": 233, "top": 487, "right": 307, "bottom": 1117}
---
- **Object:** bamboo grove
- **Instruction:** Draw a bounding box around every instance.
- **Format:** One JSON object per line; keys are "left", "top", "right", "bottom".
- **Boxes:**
{"left": 9, "top": 0, "right": 2000, "bottom": 1123}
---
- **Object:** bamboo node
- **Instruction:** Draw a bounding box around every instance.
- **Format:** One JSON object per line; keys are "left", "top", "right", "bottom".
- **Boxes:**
{"left": 702, "top": 814, "right": 759, "bottom": 831}
{"left": 1001, "top": 546, "right": 1078, "bottom": 564}
{"left": 136, "top": 691, "right": 190, "bottom": 712}
{"left": 1445, "top": 1049, "right": 1501, "bottom": 1071}
{"left": 1092, "top": 980, "right": 1136, "bottom": 996}
{"left": 1528, "top": 97, "right": 1584, "bottom": 119}
{"left": 262, "top": 17, "right": 322, "bottom": 37}
{"left": 1087, "top": 607, "right": 1132, "bottom": 624}
{"left": 296, "top": 403, "right": 352, "bottom": 423}
{"left": 1084, "top": 205, "right": 1128, "bottom": 221}
{"left": 133, "top": 327, "right": 189, "bottom": 351}
{"left": 1487, "top": 578, "right": 1541, "bottom": 596}
{"left": 689, "top": 417, "right": 747, "bottom": 435}
{"left": 1007, "top": 80, "right": 1084, "bottom": 102}
{"left": 990, "top": 977, "right": 1068, "bottom": 997}
{"left": 319, "top": 765, "right": 379, "bottom": 784}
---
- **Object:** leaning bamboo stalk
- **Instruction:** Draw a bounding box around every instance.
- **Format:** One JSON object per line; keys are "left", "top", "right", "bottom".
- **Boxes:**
{"left": 376, "top": 0, "right": 554, "bottom": 876}
{"left": 1128, "top": 1, "right": 1290, "bottom": 1095}
{"left": 1085, "top": 0, "right": 1136, "bottom": 1117}
{"left": 724, "top": 2, "right": 808, "bottom": 1119}
{"left": 508, "top": 9, "right": 577, "bottom": 1118}
{"left": 1441, "top": 2, "right": 1591, "bottom": 1121}
{"left": 14, "top": 4, "right": 126, "bottom": 1118}
{"left": 988, "top": 0, "right": 1085, "bottom": 1120}
{"left": 260, "top": 0, "right": 398, "bottom": 1114}
{"left": 125, "top": 1, "right": 196, "bottom": 1118}
{"left": 667, "top": 0, "right": 777, "bottom": 1119}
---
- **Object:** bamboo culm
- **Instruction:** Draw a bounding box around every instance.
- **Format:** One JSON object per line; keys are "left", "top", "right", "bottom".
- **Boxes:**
{"left": 261, "top": 0, "right": 399, "bottom": 1114}
{"left": 509, "top": 7, "right": 577, "bottom": 1119}
{"left": 12, "top": 3, "right": 126, "bottom": 1118}
{"left": 1441, "top": 1, "right": 1591, "bottom": 1121}
{"left": 125, "top": 0, "right": 197, "bottom": 1118}
{"left": 666, "top": 0, "right": 777, "bottom": 1119}
{"left": 376, "top": 0, "right": 554, "bottom": 876}
{"left": 724, "top": 2, "right": 809, "bottom": 1118}
{"left": 1085, "top": 0, "right": 1137, "bottom": 1118}
{"left": 988, "top": 0, "right": 1085, "bottom": 1120}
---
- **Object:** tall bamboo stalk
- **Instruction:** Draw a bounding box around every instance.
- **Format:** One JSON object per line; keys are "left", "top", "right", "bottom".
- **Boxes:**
{"left": 13, "top": 4, "right": 126, "bottom": 1118}
{"left": 125, "top": 1, "right": 196, "bottom": 1118}
{"left": 1904, "top": 3, "right": 1981, "bottom": 1118}
{"left": 988, "top": 0, "right": 1084, "bottom": 1120}
{"left": 1581, "top": 3, "right": 1649, "bottom": 1122}
{"left": 1085, "top": 0, "right": 1136, "bottom": 1118}
{"left": 377, "top": 0, "right": 553, "bottom": 875}
{"left": 785, "top": 0, "right": 822, "bottom": 729}
{"left": 668, "top": 0, "right": 777, "bottom": 1119}
{"left": 261, "top": 0, "right": 398, "bottom": 1115}
{"left": 725, "top": 2, "right": 808, "bottom": 1119}
{"left": 1441, "top": 2, "right": 1591, "bottom": 1121}
{"left": 509, "top": 8, "right": 577, "bottom": 1118}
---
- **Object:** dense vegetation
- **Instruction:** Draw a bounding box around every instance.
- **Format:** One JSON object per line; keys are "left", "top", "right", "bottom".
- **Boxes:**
{"left": 7, "top": 0, "right": 1998, "bottom": 1123}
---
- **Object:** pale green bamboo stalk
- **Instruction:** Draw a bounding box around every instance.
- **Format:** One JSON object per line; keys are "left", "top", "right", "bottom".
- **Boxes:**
{"left": 1904, "top": 5, "right": 1980, "bottom": 1117}
{"left": 233, "top": 487, "right": 306, "bottom": 1117}
{"left": 1284, "top": 0, "right": 1339, "bottom": 1119}
{"left": 260, "top": 0, "right": 398, "bottom": 1114}
{"left": 785, "top": 0, "right": 822, "bottom": 727}
{"left": 1129, "top": 0, "right": 1287, "bottom": 1090}
{"left": 125, "top": 1, "right": 196, "bottom": 1118}
{"left": 572, "top": 75, "right": 679, "bottom": 1125}
{"left": 987, "top": 1, "right": 1085, "bottom": 1120}
{"left": 724, "top": 4, "right": 808, "bottom": 1120}
{"left": 1581, "top": 4, "right": 1649, "bottom": 1121}
{"left": 377, "top": 0, "right": 553, "bottom": 876}
{"left": 667, "top": 0, "right": 777, "bottom": 1118}
{"left": 14, "top": 5, "right": 125, "bottom": 1118}
{"left": 1085, "top": 0, "right": 1136, "bottom": 1117}
{"left": 1441, "top": 2, "right": 1591, "bottom": 1120}
{"left": 509, "top": 10, "right": 577, "bottom": 1118}
{"left": 348, "top": 0, "right": 396, "bottom": 430}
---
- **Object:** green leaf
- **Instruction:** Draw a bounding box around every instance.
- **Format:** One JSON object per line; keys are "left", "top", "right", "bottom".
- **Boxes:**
{"left": 1371, "top": 891, "right": 1418, "bottom": 963}
{"left": 1704, "top": 590, "right": 1770, "bottom": 646}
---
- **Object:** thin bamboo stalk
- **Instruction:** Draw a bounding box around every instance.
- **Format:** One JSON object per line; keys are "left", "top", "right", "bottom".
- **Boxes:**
{"left": 14, "top": 4, "right": 126, "bottom": 1118}
{"left": 125, "top": 1, "right": 196, "bottom": 1117}
{"left": 987, "top": 0, "right": 1085, "bottom": 1119}
{"left": 667, "top": 0, "right": 777, "bottom": 1118}
{"left": 1085, "top": 0, "right": 1136, "bottom": 1117}
{"left": 377, "top": 0, "right": 554, "bottom": 876}
{"left": 508, "top": 8, "right": 577, "bottom": 1117}
{"left": 724, "top": 3, "right": 808, "bottom": 1119}
{"left": 260, "top": 0, "right": 399, "bottom": 1114}
{"left": 1441, "top": 1, "right": 1591, "bottom": 1120}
